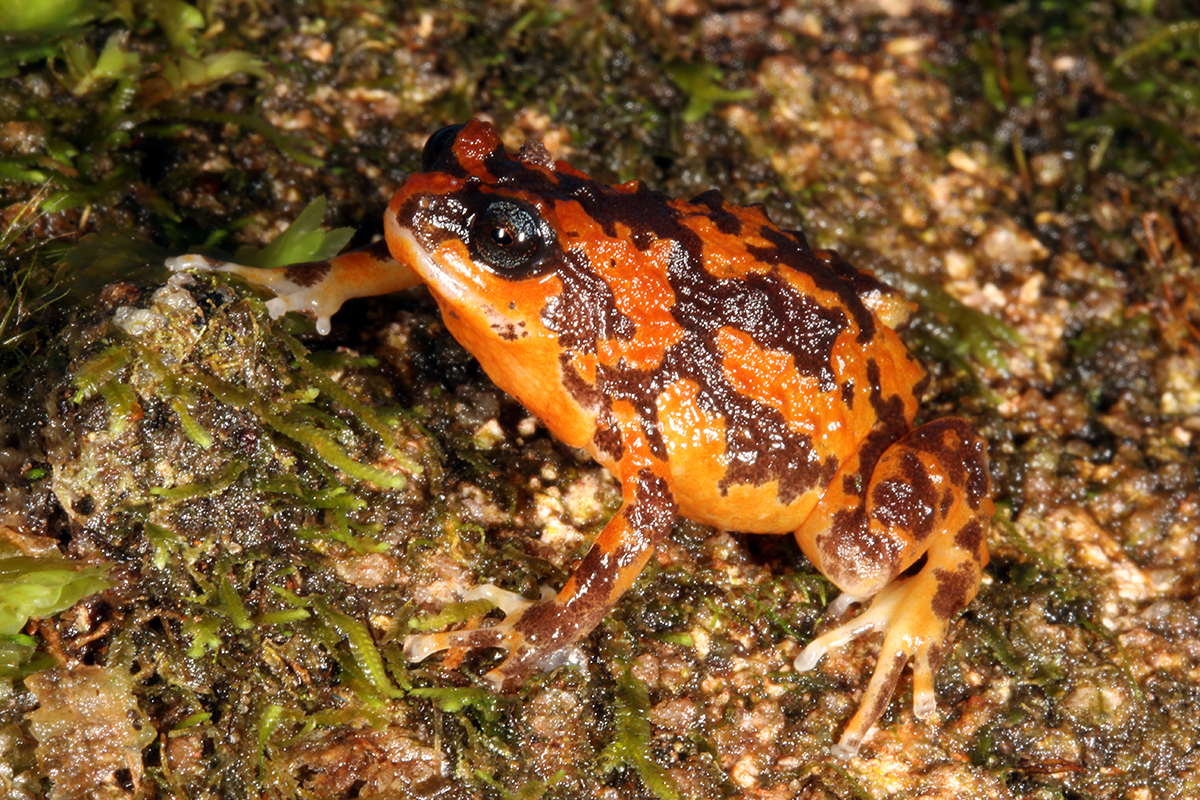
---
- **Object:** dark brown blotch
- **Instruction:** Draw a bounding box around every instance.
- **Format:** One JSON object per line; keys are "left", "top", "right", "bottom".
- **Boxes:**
{"left": 689, "top": 189, "right": 744, "bottom": 236}
{"left": 592, "top": 424, "right": 623, "bottom": 461}
{"left": 841, "top": 378, "right": 855, "bottom": 409}
{"left": 869, "top": 462, "right": 937, "bottom": 543}
{"left": 493, "top": 320, "right": 527, "bottom": 342}
{"left": 624, "top": 469, "right": 678, "bottom": 536}
{"left": 510, "top": 588, "right": 591, "bottom": 654}
{"left": 284, "top": 260, "right": 333, "bottom": 288}
{"left": 965, "top": 437, "right": 991, "bottom": 510}
{"left": 930, "top": 562, "right": 976, "bottom": 620}
{"left": 940, "top": 487, "right": 954, "bottom": 516}
{"left": 903, "top": 418, "right": 992, "bottom": 513}
{"left": 746, "top": 229, "right": 879, "bottom": 345}
{"left": 559, "top": 354, "right": 609, "bottom": 414}
{"left": 909, "top": 419, "right": 973, "bottom": 485}
{"left": 819, "top": 506, "right": 906, "bottom": 587}
{"left": 925, "top": 641, "right": 945, "bottom": 675}
{"left": 843, "top": 366, "right": 912, "bottom": 501}
{"left": 541, "top": 250, "right": 638, "bottom": 353}
{"left": 954, "top": 518, "right": 985, "bottom": 555}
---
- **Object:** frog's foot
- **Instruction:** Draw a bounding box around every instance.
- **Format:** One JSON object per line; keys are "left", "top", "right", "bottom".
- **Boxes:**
{"left": 167, "top": 240, "right": 420, "bottom": 336}
{"left": 167, "top": 253, "right": 342, "bottom": 335}
{"left": 404, "top": 584, "right": 568, "bottom": 690}
{"left": 795, "top": 577, "right": 951, "bottom": 759}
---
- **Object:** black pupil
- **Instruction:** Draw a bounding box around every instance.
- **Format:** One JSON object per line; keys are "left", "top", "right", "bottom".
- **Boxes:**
{"left": 490, "top": 222, "right": 521, "bottom": 248}
{"left": 474, "top": 199, "right": 544, "bottom": 272}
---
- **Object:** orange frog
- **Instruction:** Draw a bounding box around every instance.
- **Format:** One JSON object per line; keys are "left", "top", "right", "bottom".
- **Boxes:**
{"left": 168, "top": 120, "right": 991, "bottom": 757}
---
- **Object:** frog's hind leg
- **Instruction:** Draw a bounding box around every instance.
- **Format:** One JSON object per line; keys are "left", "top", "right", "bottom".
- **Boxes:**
{"left": 166, "top": 239, "right": 420, "bottom": 335}
{"left": 794, "top": 418, "right": 991, "bottom": 758}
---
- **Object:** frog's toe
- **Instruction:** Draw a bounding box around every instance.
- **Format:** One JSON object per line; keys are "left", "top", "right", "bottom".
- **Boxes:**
{"left": 164, "top": 254, "right": 342, "bottom": 334}
{"left": 796, "top": 577, "right": 951, "bottom": 758}
{"left": 794, "top": 593, "right": 872, "bottom": 671}
{"left": 403, "top": 621, "right": 520, "bottom": 665}
{"left": 404, "top": 584, "right": 560, "bottom": 688}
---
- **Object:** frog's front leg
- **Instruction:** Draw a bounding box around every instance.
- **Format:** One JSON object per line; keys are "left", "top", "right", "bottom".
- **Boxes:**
{"left": 166, "top": 240, "right": 421, "bottom": 335}
{"left": 404, "top": 465, "right": 677, "bottom": 689}
{"left": 794, "top": 418, "right": 991, "bottom": 758}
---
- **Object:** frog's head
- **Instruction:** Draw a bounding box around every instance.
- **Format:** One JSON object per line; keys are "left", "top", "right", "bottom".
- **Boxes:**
{"left": 386, "top": 119, "right": 568, "bottom": 327}
{"left": 384, "top": 121, "right": 590, "bottom": 388}
{"left": 385, "top": 121, "right": 645, "bottom": 439}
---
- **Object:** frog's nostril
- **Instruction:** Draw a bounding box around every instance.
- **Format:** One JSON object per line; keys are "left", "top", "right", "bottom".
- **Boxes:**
{"left": 422, "top": 124, "right": 466, "bottom": 171}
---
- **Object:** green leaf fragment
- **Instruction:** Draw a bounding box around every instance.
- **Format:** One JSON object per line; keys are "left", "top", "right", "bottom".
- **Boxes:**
{"left": 294, "top": 511, "right": 390, "bottom": 553}
{"left": 279, "top": 330, "right": 423, "bottom": 477}
{"left": 265, "top": 411, "right": 406, "bottom": 489}
{"left": 409, "top": 686, "right": 502, "bottom": 716}
{"left": 665, "top": 60, "right": 754, "bottom": 123}
{"left": 1115, "top": 20, "right": 1200, "bottom": 67}
{"left": 143, "top": 0, "right": 206, "bottom": 51}
{"left": 0, "top": 0, "right": 102, "bottom": 35}
{"left": 253, "top": 608, "right": 310, "bottom": 627}
{"left": 168, "top": 384, "right": 215, "bottom": 448}
{"left": 257, "top": 702, "right": 284, "bottom": 754}
{"left": 181, "top": 372, "right": 405, "bottom": 489}
{"left": 151, "top": 460, "right": 247, "bottom": 501}
{"left": 171, "top": 710, "right": 212, "bottom": 731}
{"left": 185, "top": 613, "right": 224, "bottom": 658}
{"left": 0, "top": 636, "right": 57, "bottom": 679}
{"left": 234, "top": 197, "right": 355, "bottom": 269}
{"left": 0, "top": 158, "right": 51, "bottom": 184}
{"left": 406, "top": 597, "right": 496, "bottom": 632}
{"left": 0, "top": 556, "right": 111, "bottom": 637}
{"left": 218, "top": 576, "right": 253, "bottom": 631}
{"left": 159, "top": 51, "right": 269, "bottom": 93}
{"left": 68, "top": 32, "right": 142, "bottom": 96}
{"left": 144, "top": 523, "right": 181, "bottom": 569}
{"left": 263, "top": 482, "right": 365, "bottom": 510}
{"left": 96, "top": 379, "right": 137, "bottom": 434}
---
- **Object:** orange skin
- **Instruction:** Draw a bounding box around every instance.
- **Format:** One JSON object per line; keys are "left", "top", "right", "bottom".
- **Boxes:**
{"left": 168, "top": 120, "right": 991, "bottom": 758}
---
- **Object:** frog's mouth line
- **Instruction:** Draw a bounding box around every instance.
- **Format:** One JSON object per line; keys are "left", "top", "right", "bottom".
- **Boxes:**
{"left": 385, "top": 214, "right": 471, "bottom": 301}
{"left": 386, "top": 221, "right": 517, "bottom": 337}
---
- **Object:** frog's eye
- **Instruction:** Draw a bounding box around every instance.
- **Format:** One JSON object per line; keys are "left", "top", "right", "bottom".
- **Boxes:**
{"left": 422, "top": 124, "right": 465, "bottom": 171}
{"left": 471, "top": 198, "right": 547, "bottom": 273}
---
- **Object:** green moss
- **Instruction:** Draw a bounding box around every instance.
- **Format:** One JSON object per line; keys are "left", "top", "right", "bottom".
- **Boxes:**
{"left": 598, "top": 667, "right": 680, "bottom": 800}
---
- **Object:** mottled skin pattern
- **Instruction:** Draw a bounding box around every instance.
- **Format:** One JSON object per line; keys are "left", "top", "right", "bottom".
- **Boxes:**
{"left": 167, "top": 120, "right": 993, "bottom": 758}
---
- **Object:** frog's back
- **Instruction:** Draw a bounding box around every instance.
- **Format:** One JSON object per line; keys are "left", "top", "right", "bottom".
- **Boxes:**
{"left": 509, "top": 179, "right": 926, "bottom": 531}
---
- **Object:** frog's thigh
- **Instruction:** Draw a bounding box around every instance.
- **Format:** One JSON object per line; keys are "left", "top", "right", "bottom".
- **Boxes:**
{"left": 795, "top": 418, "right": 991, "bottom": 757}
{"left": 803, "top": 418, "right": 989, "bottom": 597}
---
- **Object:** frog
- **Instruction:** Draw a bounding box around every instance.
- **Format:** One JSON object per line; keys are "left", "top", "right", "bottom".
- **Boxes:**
{"left": 167, "top": 119, "right": 992, "bottom": 758}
